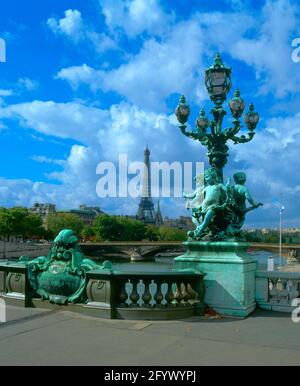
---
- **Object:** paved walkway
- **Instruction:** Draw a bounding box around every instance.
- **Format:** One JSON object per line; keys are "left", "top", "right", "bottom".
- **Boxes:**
{"left": 0, "top": 306, "right": 299, "bottom": 366}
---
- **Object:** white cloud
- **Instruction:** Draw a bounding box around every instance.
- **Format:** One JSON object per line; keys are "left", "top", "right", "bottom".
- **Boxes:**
{"left": 1, "top": 95, "right": 300, "bottom": 225}
{"left": 2, "top": 1, "right": 300, "bottom": 226}
{"left": 56, "top": 19, "right": 207, "bottom": 110}
{"left": 0, "top": 89, "right": 13, "bottom": 97}
{"left": 99, "top": 0, "right": 173, "bottom": 37}
{"left": 0, "top": 100, "right": 110, "bottom": 145}
{"left": 57, "top": 1, "right": 300, "bottom": 109}
{"left": 56, "top": 64, "right": 103, "bottom": 91}
{"left": 228, "top": 113, "right": 300, "bottom": 226}
{"left": 0, "top": 89, "right": 13, "bottom": 107}
{"left": 18, "top": 77, "right": 38, "bottom": 91}
{"left": 183, "top": 2, "right": 300, "bottom": 99}
{"left": 224, "top": 0, "right": 300, "bottom": 97}
{"left": 31, "top": 155, "right": 66, "bottom": 166}
{"left": 0, "top": 98, "right": 207, "bottom": 217}
{"left": 47, "top": 8, "right": 118, "bottom": 53}
{"left": 47, "top": 9, "right": 84, "bottom": 41}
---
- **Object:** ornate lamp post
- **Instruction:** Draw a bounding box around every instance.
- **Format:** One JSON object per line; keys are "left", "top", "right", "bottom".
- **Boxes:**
{"left": 174, "top": 54, "right": 263, "bottom": 318}
{"left": 175, "top": 53, "right": 259, "bottom": 183}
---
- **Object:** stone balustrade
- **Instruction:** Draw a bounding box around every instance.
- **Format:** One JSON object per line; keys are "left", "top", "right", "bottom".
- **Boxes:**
{"left": 85, "top": 270, "right": 205, "bottom": 320}
{"left": 256, "top": 271, "right": 300, "bottom": 312}
{"left": 0, "top": 260, "right": 205, "bottom": 320}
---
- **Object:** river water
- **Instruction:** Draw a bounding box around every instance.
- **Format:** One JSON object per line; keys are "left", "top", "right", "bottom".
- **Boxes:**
{"left": 93, "top": 250, "right": 286, "bottom": 272}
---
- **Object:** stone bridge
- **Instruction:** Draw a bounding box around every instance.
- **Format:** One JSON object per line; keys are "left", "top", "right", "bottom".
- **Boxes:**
{"left": 80, "top": 241, "right": 300, "bottom": 262}
{"left": 80, "top": 242, "right": 185, "bottom": 261}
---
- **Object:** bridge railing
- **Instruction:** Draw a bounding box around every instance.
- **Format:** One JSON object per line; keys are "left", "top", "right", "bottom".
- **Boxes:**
{"left": 256, "top": 271, "right": 300, "bottom": 312}
{"left": 85, "top": 269, "right": 205, "bottom": 320}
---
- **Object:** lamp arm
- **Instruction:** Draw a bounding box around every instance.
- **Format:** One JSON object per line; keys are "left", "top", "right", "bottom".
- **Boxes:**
{"left": 231, "top": 132, "right": 255, "bottom": 144}
{"left": 199, "top": 134, "right": 210, "bottom": 146}
{"left": 179, "top": 126, "right": 198, "bottom": 140}
{"left": 224, "top": 120, "right": 241, "bottom": 140}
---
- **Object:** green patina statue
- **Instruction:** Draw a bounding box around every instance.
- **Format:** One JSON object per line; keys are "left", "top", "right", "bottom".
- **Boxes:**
{"left": 20, "top": 229, "right": 112, "bottom": 305}
{"left": 176, "top": 53, "right": 263, "bottom": 241}
{"left": 226, "top": 172, "right": 263, "bottom": 236}
{"left": 184, "top": 169, "right": 262, "bottom": 240}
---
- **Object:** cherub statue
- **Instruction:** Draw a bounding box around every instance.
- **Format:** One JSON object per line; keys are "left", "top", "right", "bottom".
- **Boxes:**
{"left": 183, "top": 174, "right": 204, "bottom": 228}
{"left": 226, "top": 172, "right": 263, "bottom": 236}
{"left": 184, "top": 168, "right": 230, "bottom": 239}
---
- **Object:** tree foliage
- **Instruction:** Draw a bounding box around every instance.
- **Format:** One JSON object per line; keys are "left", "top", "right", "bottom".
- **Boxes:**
{"left": 0, "top": 207, "right": 44, "bottom": 239}
{"left": 157, "top": 226, "right": 186, "bottom": 241}
{"left": 91, "top": 215, "right": 186, "bottom": 242}
{"left": 46, "top": 213, "right": 84, "bottom": 239}
{"left": 92, "top": 215, "right": 146, "bottom": 241}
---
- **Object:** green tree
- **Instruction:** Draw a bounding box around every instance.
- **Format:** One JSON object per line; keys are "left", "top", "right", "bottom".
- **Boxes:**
{"left": 0, "top": 207, "right": 14, "bottom": 240}
{"left": 117, "top": 217, "right": 146, "bottom": 241}
{"left": 81, "top": 226, "right": 96, "bottom": 241}
{"left": 0, "top": 207, "right": 45, "bottom": 240}
{"left": 46, "top": 213, "right": 84, "bottom": 239}
{"left": 157, "top": 226, "right": 186, "bottom": 241}
{"left": 92, "top": 215, "right": 147, "bottom": 241}
{"left": 145, "top": 225, "right": 159, "bottom": 241}
{"left": 93, "top": 215, "right": 122, "bottom": 241}
{"left": 23, "top": 213, "right": 45, "bottom": 239}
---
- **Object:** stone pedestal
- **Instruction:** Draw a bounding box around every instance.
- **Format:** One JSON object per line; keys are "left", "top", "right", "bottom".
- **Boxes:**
{"left": 174, "top": 241, "right": 257, "bottom": 318}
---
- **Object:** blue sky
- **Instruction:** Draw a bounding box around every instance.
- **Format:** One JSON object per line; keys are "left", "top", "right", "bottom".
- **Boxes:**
{"left": 0, "top": 0, "right": 300, "bottom": 227}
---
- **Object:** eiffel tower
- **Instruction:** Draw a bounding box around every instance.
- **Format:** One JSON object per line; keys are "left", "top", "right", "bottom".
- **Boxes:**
{"left": 137, "top": 146, "right": 156, "bottom": 224}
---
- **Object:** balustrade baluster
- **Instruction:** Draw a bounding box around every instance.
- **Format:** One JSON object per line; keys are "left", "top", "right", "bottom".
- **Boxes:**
{"left": 269, "top": 279, "right": 279, "bottom": 303}
{"left": 165, "top": 280, "right": 175, "bottom": 306}
{"left": 129, "top": 279, "right": 140, "bottom": 307}
{"left": 154, "top": 280, "right": 164, "bottom": 307}
{"left": 119, "top": 280, "right": 129, "bottom": 307}
{"left": 142, "top": 279, "right": 152, "bottom": 307}
{"left": 277, "top": 279, "right": 289, "bottom": 304}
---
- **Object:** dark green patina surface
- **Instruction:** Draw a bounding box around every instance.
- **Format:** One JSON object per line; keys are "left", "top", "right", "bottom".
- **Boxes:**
{"left": 19, "top": 229, "right": 105, "bottom": 305}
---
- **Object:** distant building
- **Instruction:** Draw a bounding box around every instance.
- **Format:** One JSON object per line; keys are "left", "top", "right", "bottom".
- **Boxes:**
{"left": 59, "top": 205, "right": 105, "bottom": 226}
{"left": 163, "top": 216, "right": 193, "bottom": 231}
{"left": 30, "top": 203, "right": 105, "bottom": 227}
{"left": 29, "top": 203, "right": 56, "bottom": 227}
{"left": 261, "top": 228, "right": 270, "bottom": 234}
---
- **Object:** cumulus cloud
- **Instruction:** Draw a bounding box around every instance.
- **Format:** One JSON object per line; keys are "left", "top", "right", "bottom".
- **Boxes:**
{"left": 31, "top": 155, "right": 66, "bottom": 166}
{"left": 47, "top": 8, "right": 118, "bottom": 53}
{"left": 47, "top": 9, "right": 84, "bottom": 41}
{"left": 99, "top": 0, "right": 173, "bottom": 38}
{"left": 0, "top": 97, "right": 207, "bottom": 216}
{"left": 0, "top": 100, "right": 110, "bottom": 145}
{"left": 57, "top": 1, "right": 300, "bottom": 109}
{"left": 18, "top": 77, "right": 38, "bottom": 92}
{"left": 224, "top": 0, "right": 300, "bottom": 98}
{"left": 0, "top": 89, "right": 13, "bottom": 97}
{"left": 56, "top": 64, "right": 103, "bottom": 91}
{"left": 56, "top": 19, "right": 207, "bottom": 110}
{"left": 0, "top": 89, "right": 13, "bottom": 107}
{"left": 2, "top": 0, "right": 300, "bottom": 226}
{"left": 1, "top": 93, "right": 300, "bottom": 225}
{"left": 229, "top": 114, "right": 300, "bottom": 226}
